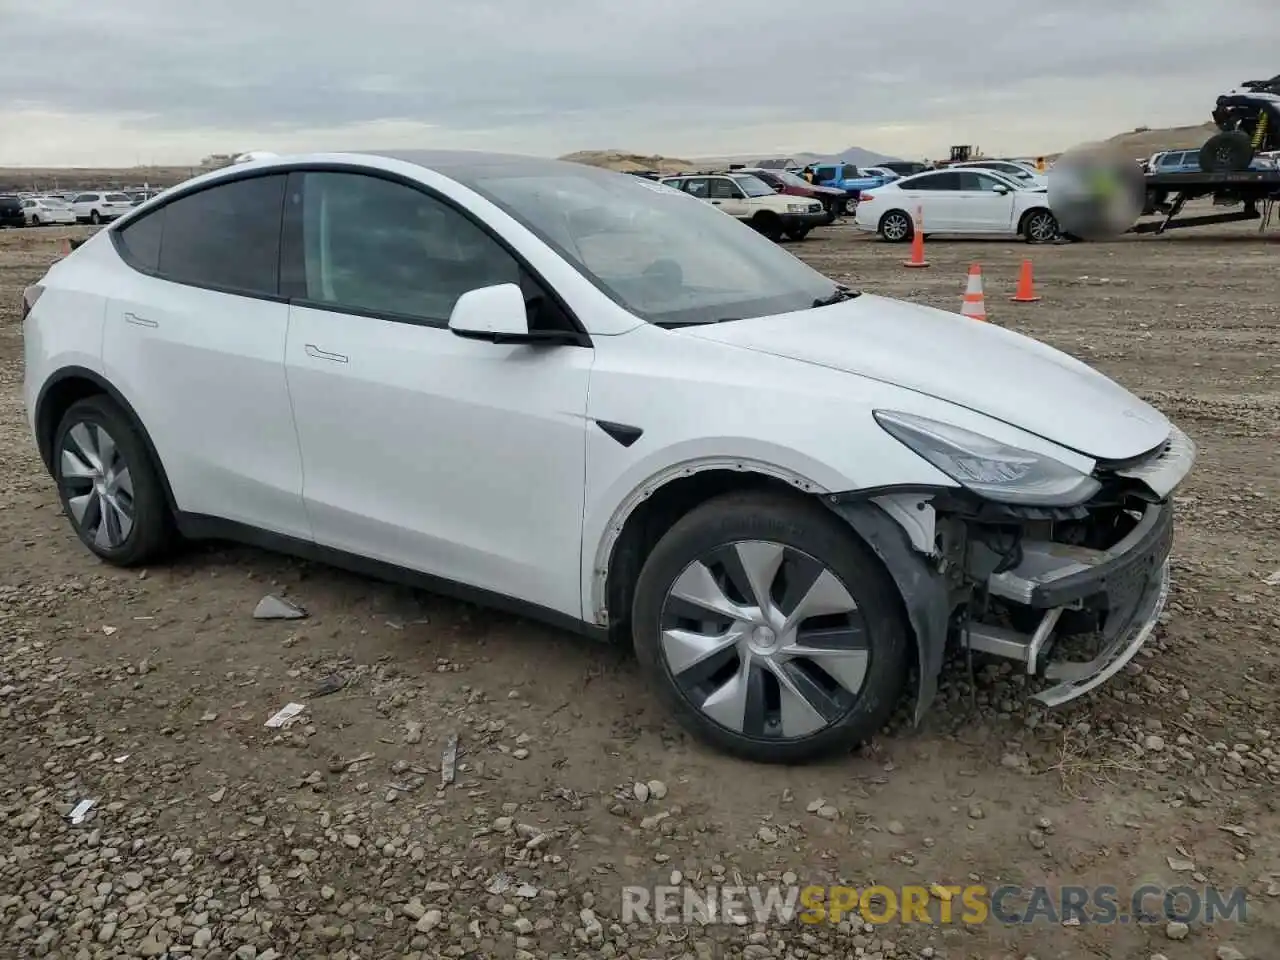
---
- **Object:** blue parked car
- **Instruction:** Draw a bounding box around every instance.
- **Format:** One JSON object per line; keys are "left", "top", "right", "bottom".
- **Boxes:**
{"left": 805, "top": 162, "right": 893, "bottom": 209}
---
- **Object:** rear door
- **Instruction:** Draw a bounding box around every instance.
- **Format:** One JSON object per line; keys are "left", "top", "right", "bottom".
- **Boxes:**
{"left": 895, "top": 171, "right": 963, "bottom": 230}
{"left": 101, "top": 173, "right": 311, "bottom": 538}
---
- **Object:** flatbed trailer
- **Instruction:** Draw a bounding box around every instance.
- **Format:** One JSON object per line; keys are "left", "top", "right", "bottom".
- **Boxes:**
{"left": 1133, "top": 168, "right": 1280, "bottom": 234}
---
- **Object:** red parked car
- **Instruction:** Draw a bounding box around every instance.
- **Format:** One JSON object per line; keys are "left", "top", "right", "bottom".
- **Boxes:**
{"left": 737, "top": 168, "right": 850, "bottom": 222}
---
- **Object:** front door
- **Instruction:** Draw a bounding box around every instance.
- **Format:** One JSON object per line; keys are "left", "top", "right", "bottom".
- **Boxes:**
{"left": 707, "top": 177, "right": 750, "bottom": 218}
{"left": 951, "top": 171, "right": 1018, "bottom": 233}
{"left": 279, "top": 169, "right": 592, "bottom": 620}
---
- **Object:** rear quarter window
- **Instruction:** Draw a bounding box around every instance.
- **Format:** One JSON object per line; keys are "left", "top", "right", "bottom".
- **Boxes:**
{"left": 115, "top": 209, "right": 165, "bottom": 273}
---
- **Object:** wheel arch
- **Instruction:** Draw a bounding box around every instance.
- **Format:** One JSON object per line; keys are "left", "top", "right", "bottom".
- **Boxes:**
{"left": 35, "top": 366, "right": 179, "bottom": 515}
{"left": 592, "top": 458, "right": 828, "bottom": 637}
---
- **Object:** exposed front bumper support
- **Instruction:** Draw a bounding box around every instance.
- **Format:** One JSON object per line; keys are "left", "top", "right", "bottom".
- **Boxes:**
{"left": 967, "top": 561, "right": 1170, "bottom": 707}
{"left": 964, "top": 499, "right": 1174, "bottom": 706}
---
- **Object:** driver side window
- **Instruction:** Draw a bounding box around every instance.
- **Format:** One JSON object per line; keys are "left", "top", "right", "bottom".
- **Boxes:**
{"left": 288, "top": 171, "right": 523, "bottom": 325}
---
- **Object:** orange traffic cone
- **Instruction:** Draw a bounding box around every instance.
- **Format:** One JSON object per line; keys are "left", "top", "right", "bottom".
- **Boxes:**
{"left": 1011, "top": 259, "right": 1040, "bottom": 302}
{"left": 903, "top": 206, "right": 928, "bottom": 268}
{"left": 960, "top": 263, "right": 987, "bottom": 321}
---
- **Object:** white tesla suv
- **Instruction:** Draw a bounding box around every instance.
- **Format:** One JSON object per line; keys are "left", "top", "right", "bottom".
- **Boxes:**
{"left": 22, "top": 151, "right": 1195, "bottom": 763}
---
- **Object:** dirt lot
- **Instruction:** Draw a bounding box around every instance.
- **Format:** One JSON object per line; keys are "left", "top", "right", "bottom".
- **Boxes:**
{"left": 1, "top": 218, "right": 1278, "bottom": 960}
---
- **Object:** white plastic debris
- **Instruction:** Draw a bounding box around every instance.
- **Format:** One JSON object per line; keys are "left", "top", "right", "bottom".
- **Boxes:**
{"left": 264, "top": 702, "right": 307, "bottom": 728}
{"left": 69, "top": 799, "right": 96, "bottom": 824}
{"left": 1264, "top": 569, "right": 1280, "bottom": 586}
{"left": 441, "top": 734, "right": 459, "bottom": 787}
{"left": 102, "top": 625, "right": 117, "bottom": 636}
{"left": 254, "top": 594, "right": 307, "bottom": 620}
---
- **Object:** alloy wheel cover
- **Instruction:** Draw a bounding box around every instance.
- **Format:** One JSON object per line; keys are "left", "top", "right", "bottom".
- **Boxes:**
{"left": 658, "top": 540, "right": 870, "bottom": 741}
{"left": 59, "top": 421, "right": 135, "bottom": 550}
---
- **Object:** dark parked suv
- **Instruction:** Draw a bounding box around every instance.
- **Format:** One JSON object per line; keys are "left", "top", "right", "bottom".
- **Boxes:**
{"left": 0, "top": 195, "right": 25, "bottom": 228}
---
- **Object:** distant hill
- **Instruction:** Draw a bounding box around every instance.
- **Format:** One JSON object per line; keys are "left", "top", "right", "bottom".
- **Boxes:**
{"left": 1102, "top": 122, "right": 1217, "bottom": 157}
{"left": 557, "top": 150, "right": 692, "bottom": 173}
{"left": 688, "top": 145, "right": 902, "bottom": 170}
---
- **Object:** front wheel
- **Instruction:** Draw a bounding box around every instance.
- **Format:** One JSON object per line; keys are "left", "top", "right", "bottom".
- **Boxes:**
{"left": 53, "top": 396, "right": 172, "bottom": 566}
{"left": 89, "top": 210, "right": 102, "bottom": 224}
{"left": 630, "top": 492, "right": 910, "bottom": 763}
{"left": 751, "top": 213, "right": 783, "bottom": 242}
{"left": 1200, "top": 130, "right": 1254, "bottom": 172}
{"left": 785, "top": 227, "right": 810, "bottom": 241}
{"left": 30, "top": 215, "right": 41, "bottom": 227}
{"left": 878, "top": 209, "right": 914, "bottom": 242}
{"left": 1022, "top": 209, "right": 1059, "bottom": 243}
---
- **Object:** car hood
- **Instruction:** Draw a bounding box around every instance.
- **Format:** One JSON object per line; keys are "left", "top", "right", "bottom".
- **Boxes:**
{"left": 678, "top": 294, "right": 1170, "bottom": 462}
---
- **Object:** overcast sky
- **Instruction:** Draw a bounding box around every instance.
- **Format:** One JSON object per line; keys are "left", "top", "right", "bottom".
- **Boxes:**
{"left": 2, "top": 0, "right": 1277, "bottom": 167}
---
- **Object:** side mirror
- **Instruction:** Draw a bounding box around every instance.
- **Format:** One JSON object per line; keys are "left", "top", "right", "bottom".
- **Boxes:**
{"left": 992, "top": 184, "right": 1010, "bottom": 195}
{"left": 448, "top": 283, "right": 579, "bottom": 346}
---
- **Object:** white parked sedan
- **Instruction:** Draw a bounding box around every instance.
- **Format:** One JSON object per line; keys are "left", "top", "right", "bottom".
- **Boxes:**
{"left": 950, "top": 159, "right": 1048, "bottom": 190}
{"left": 23, "top": 150, "right": 1192, "bottom": 763}
{"left": 854, "top": 168, "right": 1060, "bottom": 242}
{"left": 22, "top": 196, "right": 77, "bottom": 226}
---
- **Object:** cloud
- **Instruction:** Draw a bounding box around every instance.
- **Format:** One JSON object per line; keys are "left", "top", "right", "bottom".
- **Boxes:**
{"left": 2, "top": 0, "right": 1277, "bottom": 165}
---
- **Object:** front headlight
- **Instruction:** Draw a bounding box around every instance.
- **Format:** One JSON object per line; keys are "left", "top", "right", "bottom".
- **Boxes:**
{"left": 786, "top": 203, "right": 808, "bottom": 213}
{"left": 874, "top": 410, "right": 1100, "bottom": 506}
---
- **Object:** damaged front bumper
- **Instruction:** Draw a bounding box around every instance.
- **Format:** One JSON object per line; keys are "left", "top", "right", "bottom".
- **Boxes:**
{"left": 967, "top": 499, "right": 1174, "bottom": 706}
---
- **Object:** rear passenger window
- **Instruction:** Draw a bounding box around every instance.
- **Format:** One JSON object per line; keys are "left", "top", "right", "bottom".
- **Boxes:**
{"left": 157, "top": 175, "right": 286, "bottom": 297}
{"left": 115, "top": 209, "right": 164, "bottom": 273}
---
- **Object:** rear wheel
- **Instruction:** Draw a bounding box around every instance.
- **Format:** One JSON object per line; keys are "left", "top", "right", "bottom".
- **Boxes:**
{"left": 1200, "top": 130, "right": 1254, "bottom": 172}
{"left": 30, "top": 215, "right": 41, "bottom": 227}
{"left": 53, "top": 396, "right": 172, "bottom": 566}
{"left": 878, "top": 209, "right": 913, "bottom": 242}
{"left": 631, "top": 492, "right": 910, "bottom": 763}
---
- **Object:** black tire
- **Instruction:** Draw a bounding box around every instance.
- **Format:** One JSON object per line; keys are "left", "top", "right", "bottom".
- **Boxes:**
{"left": 631, "top": 491, "right": 910, "bottom": 764}
{"left": 751, "top": 212, "right": 783, "bottom": 242}
{"left": 89, "top": 210, "right": 102, "bottom": 225}
{"left": 1021, "top": 208, "right": 1059, "bottom": 243}
{"left": 30, "top": 216, "right": 41, "bottom": 227}
{"left": 878, "top": 209, "right": 914, "bottom": 242}
{"left": 1199, "top": 131, "right": 1254, "bottom": 173}
{"left": 821, "top": 202, "right": 837, "bottom": 225}
{"left": 785, "top": 227, "right": 810, "bottom": 241}
{"left": 52, "top": 396, "right": 172, "bottom": 566}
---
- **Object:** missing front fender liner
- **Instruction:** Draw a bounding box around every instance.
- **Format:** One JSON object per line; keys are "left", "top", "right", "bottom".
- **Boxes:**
{"left": 826, "top": 500, "right": 950, "bottom": 724}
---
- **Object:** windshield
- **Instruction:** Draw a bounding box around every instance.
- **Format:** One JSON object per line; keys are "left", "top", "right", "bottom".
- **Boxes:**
{"left": 467, "top": 166, "right": 838, "bottom": 327}
{"left": 732, "top": 174, "right": 775, "bottom": 197}
{"left": 996, "top": 164, "right": 1037, "bottom": 181}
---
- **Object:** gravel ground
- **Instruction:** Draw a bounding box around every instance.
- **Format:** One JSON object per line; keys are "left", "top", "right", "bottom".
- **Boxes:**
{"left": 1, "top": 218, "right": 1278, "bottom": 959}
